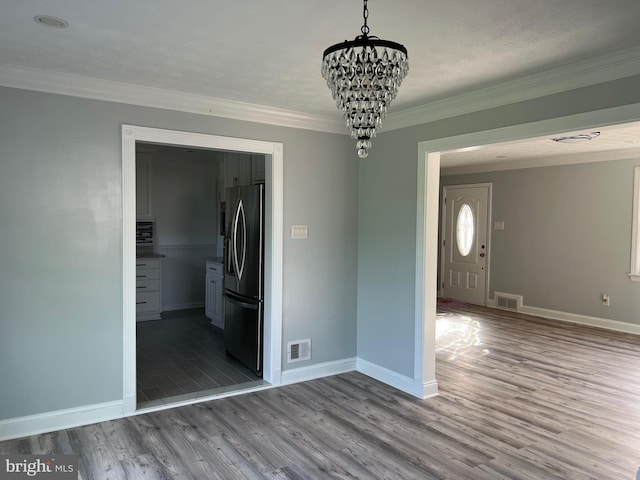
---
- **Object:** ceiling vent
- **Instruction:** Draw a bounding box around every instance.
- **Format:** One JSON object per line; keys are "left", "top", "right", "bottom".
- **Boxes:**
{"left": 34, "top": 15, "right": 69, "bottom": 29}
{"left": 287, "top": 339, "right": 311, "bottom": 363}
{"left": 494, "top": 292, "right": 522, "bottom": 311}
{"left": 551, "top": 131, "right": 600, "bottom": 143}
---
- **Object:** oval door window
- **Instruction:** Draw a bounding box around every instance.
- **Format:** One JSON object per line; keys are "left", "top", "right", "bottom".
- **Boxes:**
{"left": 456, "top": 203, "right": 474, "bottom": 256}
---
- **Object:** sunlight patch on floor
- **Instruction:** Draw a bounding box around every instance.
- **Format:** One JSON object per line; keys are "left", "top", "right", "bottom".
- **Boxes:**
{"left": 436, "top": 312, "right": 488, "bottom": 360}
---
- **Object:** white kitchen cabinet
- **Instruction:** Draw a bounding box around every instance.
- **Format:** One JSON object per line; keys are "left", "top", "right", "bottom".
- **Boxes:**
{"left": 252, "top": 154, "right": 265, "bottom": 184}
{"left": 205, "top": 260, "right": 224, "bottom": 329}
{"left": 224, "top": 152, "right": 252, "bottom": 189}
{"left": 136, "top": 257, "right": 162, "bottom": 321}
{"left": 136, "top": 152, "right": 154, "bottom": 220}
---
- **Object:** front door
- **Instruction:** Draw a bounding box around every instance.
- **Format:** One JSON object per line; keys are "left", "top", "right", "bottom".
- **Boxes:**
{"left": 442, "top": 184, "right": 490, "bottom": 305}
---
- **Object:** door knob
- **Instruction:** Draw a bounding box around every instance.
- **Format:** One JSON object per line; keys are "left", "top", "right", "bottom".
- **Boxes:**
{"left": 479, "top": 253, "right": 485, "bottom": 257}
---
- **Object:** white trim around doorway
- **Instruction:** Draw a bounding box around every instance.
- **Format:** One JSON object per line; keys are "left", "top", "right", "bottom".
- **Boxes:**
{"left": 415, "top": 103, "right": 640, "bottom": 402}
{"left": 121, "top": 125, "right": 284, "bottom": 415}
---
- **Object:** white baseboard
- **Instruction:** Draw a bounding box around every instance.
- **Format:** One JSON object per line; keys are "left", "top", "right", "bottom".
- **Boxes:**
{"left": 420, "top": 380, "right": 440, "bottom": 399}
{"left": 0, "top": 358, "right": 441, "bottom": 442}
{"left": 356, "top": 358, "right": 438, "bottom": 399}
{"left": 485, "top": 291, "right": 640, "bottom": 335}
{"left": 162, "top": 302, "right": 205, "bottom": 312}
{"left": 136, "top": 312, "right": 161, "bottom": 322}
{"left": 0, "top": 400, "right": 124, "bottom": 442}
{"left": 280, "top": 358, "right": 357, "bottom": 386}
{"left": 520, "top": 305, "right": 640, "bottom": 335}
{"left": 156, "top": 244, "right": 217, "bottom": 250}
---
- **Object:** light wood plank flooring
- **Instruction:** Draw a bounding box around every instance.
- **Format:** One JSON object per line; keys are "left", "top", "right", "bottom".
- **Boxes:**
{"left": 2, "top": 303, "right": 640, "bottom": 479}
{"left": 137, "top": 308, "right": 263, "bottom": 407}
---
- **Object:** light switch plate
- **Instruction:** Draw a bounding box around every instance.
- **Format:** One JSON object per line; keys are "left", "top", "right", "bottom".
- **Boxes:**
{"left": 291, "top": 224, "right": 308, "bottom": 239}
{"left": 494, "top": 221, "right": 505, "bottom": 230}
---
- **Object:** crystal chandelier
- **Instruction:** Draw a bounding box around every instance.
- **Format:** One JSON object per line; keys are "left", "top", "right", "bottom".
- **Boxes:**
{"left": 321, "top": 0, "right": 409, "bottom": 158}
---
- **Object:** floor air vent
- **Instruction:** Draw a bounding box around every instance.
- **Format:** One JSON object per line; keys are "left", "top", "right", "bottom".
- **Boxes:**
{"left": 494, "top": 292, "right": 522, "bottom": 311}
{"left": 287, "top": 339, "right": 311, "bottom": 363}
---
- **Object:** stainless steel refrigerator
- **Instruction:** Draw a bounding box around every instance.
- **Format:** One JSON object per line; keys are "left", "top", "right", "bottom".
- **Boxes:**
{"left": 224, "top": 184, "right": 264, "bottom": 375}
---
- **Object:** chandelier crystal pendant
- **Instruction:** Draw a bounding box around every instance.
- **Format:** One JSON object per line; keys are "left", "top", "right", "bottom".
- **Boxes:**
{"left": 321, "top": 0, "right": 409, "bottom": 158}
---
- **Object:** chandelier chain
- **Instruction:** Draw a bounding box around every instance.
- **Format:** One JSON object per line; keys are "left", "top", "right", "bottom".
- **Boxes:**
{"left": 361, "top": 0, "right": 370, "bottom": 36}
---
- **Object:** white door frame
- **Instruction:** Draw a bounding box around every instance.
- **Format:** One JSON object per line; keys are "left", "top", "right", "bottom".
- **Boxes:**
{"left": 121, "top": 125, "right": 284, "bottom": 414}
{"left": 440, "top": 183, "right": 493, "bottom": 305}
{"left": 414, "top": 104, "right": 640, "bottom": 399}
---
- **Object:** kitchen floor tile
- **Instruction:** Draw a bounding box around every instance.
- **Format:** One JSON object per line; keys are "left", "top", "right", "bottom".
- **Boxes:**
{"left": 136, "top": 308, "right": 261, "bottom": 407}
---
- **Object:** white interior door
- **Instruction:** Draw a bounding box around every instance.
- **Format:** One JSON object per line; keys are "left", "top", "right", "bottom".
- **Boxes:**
{"left": 442, "top": 184, "right": 490, "bottom": 305}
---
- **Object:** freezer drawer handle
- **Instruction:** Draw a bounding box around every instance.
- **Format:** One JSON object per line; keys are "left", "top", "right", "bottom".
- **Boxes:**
{"left": 224, "top": 292, "right": 258, "bottom": 310}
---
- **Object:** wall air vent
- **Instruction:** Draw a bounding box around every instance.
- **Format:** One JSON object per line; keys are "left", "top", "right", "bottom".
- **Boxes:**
{"left": 287, "top": 339, "right": 311, "bottom": 363}
{"left": 494, "top": 292, "right": 522, "bottom": 311}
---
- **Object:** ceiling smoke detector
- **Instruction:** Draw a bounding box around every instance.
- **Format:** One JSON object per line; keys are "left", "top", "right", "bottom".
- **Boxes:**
{"left": 551, "top": 131, "right": 600, "bottom": 144}
{"left": 34, "top": 15, "right": 69, "bottom": 29}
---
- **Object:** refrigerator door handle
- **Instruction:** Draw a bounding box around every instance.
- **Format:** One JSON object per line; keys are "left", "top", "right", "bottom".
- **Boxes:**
{"left": 237, "top": 199, "right": 246, "bottom": 282}
{"left": 232, "top": 199, "right": 241, "bottom": 282}
{"left": 224, "top": 291, "right": 259, "bottom": 310}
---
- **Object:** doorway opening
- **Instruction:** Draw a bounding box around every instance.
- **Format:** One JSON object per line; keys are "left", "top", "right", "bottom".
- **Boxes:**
{"left": 134, "top": 143, "right": 266, "bottom": 408}
{"left": 415, "top": 105, "right": 640, "bottom": 399}
{"left": 122, "top": 125, "right": 283, "bottom": 415}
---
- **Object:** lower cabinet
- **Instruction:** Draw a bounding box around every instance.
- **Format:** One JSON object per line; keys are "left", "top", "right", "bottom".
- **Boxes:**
{"left": 205, "top": 260, "right": 224, "bottom": 329}
{"left": 136, "top": 258, "right": 162, "bottom": 321}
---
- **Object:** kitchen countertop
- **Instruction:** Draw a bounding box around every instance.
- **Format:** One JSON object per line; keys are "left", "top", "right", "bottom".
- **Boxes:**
{"left": 136, "top": 253, "right": 166, "bottom": 259}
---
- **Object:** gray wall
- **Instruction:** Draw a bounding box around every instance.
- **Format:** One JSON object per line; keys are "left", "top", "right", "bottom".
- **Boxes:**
{"left": 441, "top": 158, "right": 640, "bottom": 324}
{"left": 151, "top": 148, "right": 220, "bottom": 309}
{"left": 0, "top": 86, "right": 358, "bottom": 420}
{"left": 357, "top": 74, "right": 640, "bottom": 379}
{"left": 152, "top": 148, "right": 220, "bottom": 246}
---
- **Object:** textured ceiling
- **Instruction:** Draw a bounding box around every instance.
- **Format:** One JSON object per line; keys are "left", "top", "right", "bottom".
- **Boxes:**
{"left": 441, "top": 121, "right": 640, "bottom": 171}
{"left": 2, "top": 0, "right": 640, "bottom": 118}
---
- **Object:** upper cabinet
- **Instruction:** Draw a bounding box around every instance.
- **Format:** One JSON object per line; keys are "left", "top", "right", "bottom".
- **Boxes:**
{"left": 223, "top": 152, "right": 252, "bottom": 190}
{"left": 136, "top": 152, "right": 154, "bottom": 220}
{"left": 217, "top": 153, "right": 266, "bottom": 203}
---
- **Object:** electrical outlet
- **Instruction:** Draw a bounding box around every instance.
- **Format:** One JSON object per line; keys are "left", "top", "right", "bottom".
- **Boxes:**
{"left": 291, "top": 224, "right": 308, "bottom": 239}
{"left": 601, "top": 293, "right": 610, "bottom": 306}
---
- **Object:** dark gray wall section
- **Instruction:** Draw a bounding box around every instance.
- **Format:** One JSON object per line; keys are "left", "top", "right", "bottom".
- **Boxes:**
{"left": 441, "top": 158, "right": 640, "bottom": 323}
{"left": 0, "top": 87, "right": 358, "bottom": 420}
{"left": 152, "top": 149, "right": 220, "bottom": 246}
{"left": 152, "top": 149, "right": 220, "bottom": 308}
{"left": 357, "top": 75, "right": 640, "bottom": 378}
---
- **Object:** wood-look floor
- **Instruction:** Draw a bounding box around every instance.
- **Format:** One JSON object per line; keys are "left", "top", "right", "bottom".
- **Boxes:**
{"left": 2, "top": 303, "right": 640, "bottom": 479}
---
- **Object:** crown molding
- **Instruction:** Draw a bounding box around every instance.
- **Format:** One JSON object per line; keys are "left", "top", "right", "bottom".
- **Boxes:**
{"left": 384, "top": 45, "right": 640, "bottom": 132}
{"left": 2, "top": 45, "right": 640, "bottom": 136}
{"left": 0, "top": 64, "right": 345, "bottom": 135}
{"left": 441, "top": 146, "right": 640, "bottom": 176}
